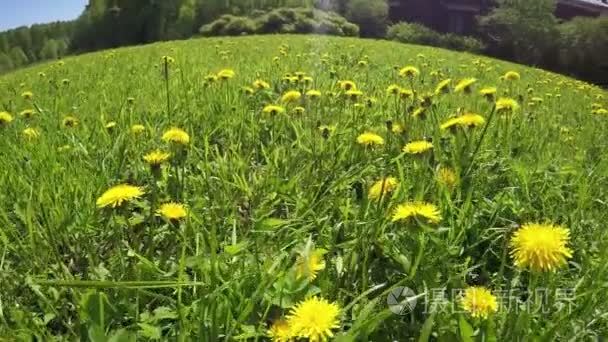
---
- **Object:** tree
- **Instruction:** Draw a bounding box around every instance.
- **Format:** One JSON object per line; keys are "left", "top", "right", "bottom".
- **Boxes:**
{"left": 175, "top": 0, "right": 197, "bottom": 38}
{"left": 0, "top": 35, "right": 9, "bottom": 53}
{"left": 479, "top": 0, "right": 559, "bottom": 65}
{"left": 40, "top": 39, "right": 59, "bottom": 60}
{"left": 30, "top": 25, "right": 47, "bottom": 58}
{"left": 345, "top": 0, "right": 388, "bottom": 37}
{"left": 558, "top": 16, "right": 608, "bottom": 84}
{"left": 9, "top": 46, "right": 28, "bottom": 67}
{"left": 56, "top": 39, "right": 69, "bottom": 57}
{"left": 0, "top": 52, "right": 13, "bottom": 73}
{"left": 14, "top": 27, "right": 34, "bottom": 60}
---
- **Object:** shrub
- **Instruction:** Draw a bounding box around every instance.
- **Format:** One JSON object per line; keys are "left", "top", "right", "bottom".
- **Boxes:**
{"left": 478, "top": 0, "right": 559, "bottom": 65}
{"left": 199, "top": 8, "right": 359, "bottom": 37}
{"left": 199, "top": 15, "right": 234, "bottom": 36}
{"left": 387, "top": 22, "right": 484, "bottom": 53}
{"left": 558, "top": 16, "right": 608, "bottom": 85}
{"left": 437, "top": 33, "right": 485, "bottom": 53}
{"left": 346, "top": 0, "right": 389, "bottom": 37}
{"left": 387, "top": 22, "right": 440, "bottom": 46}
{"left": 341, "top": 22, "right": 360, "bottom": 37}
{"left": 222, "top": 16, "right": 256, "bottom": 35}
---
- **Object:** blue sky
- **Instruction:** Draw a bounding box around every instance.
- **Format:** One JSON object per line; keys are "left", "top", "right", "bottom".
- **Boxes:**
{"left": 0, "top": 0, "right": 88, "bottom": 31}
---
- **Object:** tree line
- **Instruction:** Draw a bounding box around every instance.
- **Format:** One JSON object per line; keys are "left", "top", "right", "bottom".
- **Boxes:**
{"left": 0, "top": 0, "right": 606, "bottom": 85}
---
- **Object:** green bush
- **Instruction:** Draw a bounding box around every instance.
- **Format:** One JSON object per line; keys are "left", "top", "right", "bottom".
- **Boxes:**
{"left": 387, "top": 22, "right": 440, "bottom": 46}
{"left": 199, "top": 15, "right": 235, "bottom": 36}
{"left": 478, "top": 0, "right": 559, "bottom": 65}
{"left": 558, "top": 16, "right": 608, "bottom": 85}
{"left": 223, "top": 16, "right": 256, "bottom": 35}
{"left": 387, "top": 22, "right": 484, "bottom": 53}
{"left": 438, "top": 33, "right": 485, "bottom": 53}
{"left": 199, "top": 8, "right": 359, "bottom": 37}
{"left": 346, "top": 0, "right": 389, "bottom": 37}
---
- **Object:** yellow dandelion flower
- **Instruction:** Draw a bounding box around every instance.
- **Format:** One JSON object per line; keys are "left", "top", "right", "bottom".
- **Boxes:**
{"left": 368, "top": 177, "right": 399, "bottom": 200}
{"left": 131, "top": 124, "right": 146, "bottom": 135}
{"left": 357, "top": 60, "right": 368, "bottom": 67}
{"left": 157, "top": 202, "right": 188, "bottom": 221}
{"left": 295, "top": 249, "right": 326, "bottom": 281}
{"left": 339, "top": 80, "right": 356, "bottom": 91}
{"left": 282, "top": 76, "right": 297, "bottom": 84}
{"left": 22, "top": 127, "right": 40, "bottom": 139}
{"left": 253, "top": 79, "right": 270, "bottom": 90}
{"left": 58, "top": 144, "right": 71, "bottom": 152}
{"left": 144, "top": 150, "right": 171, "bottom": 166}
{"left": 391, "top": 201, "right": 441, "bottom": 224}
{"left": 20, "top": 109, "right": 36, "bottom": 119}
{"left": 105, "top": 121, "right": 117, "bottom": 130}
{"left": 503, "top": 71, "right": 521, "bottom": 81}
{"left": 345, "top": 89, "right": 363, "bottom": 100}
{"left": 435, "top": 79, "right": 451, "bottom": 95}
{"left": 510, "top": 222, "right": 573, "bottom": 272}
{"left": 412, "top": 107, "right": 426, "bottom": 119}
{"left": 306, "top": 89, "right": 322, "bottom": 99}
{"left": 440, "top": 113, "right": 485, "bottom": 130}
{"left": 403, "top": 140, "right": 433, "bottom": 154}
{"left": 21, "top": 91, "right": 33, "bottom": 100}
{"left": 162, "top": 127, "right": 190, "bottom": 145}
{"left": 281, "top": 90, "right": 302, "bottom": 103}
{"left": 217, "top": 69, "right": 235, "bottom": 80}
{"left": 418, "top": 93, "right": 433, "bottom": 107}
{"left": 263, "top": 105, "right": 286, "bottom": 115}
{"left": 593, "top": 108, "right": 608, "bottom": 115}
{"left": 461, "top": 287, "right": 499, "bottom": 319}
{"left": 268, "top": 319, "right": 292, "bottom": 342}
{"left": 242, "top": 87, "right": 255, "bottom": 95}
{"left": 496, "top": 97, "right": 520, "bottom": 113}
{"left": 436, "top": 167, "right": 458, "bottom": 189}
{"left": 455, "top": 78, "right": 477, "bottom": 93}
{"left": 287, "top": 297, "right": 341, "bottom": 342}
{"left": 60, "top": 116, "right": 78, "bottom": 128}
{"left": 399, "top": 66, "right": 420, "bottom": 78}
{"left": 161, "top": 56, "right": 175, "bottom": 64}
{"left": 356, "top": 132, "right": 385, "bottom": 146}
{"left": 392, "top": 122, "right": 405, "bottom": 134}
{"left": 318, "top": 125, "right": 336, "bottom": 134}
{"left": 531, "top": 97, "right": 543, "bottom": 103}
{"left": 387, "top": 84, "right": 402, "bottom": 95}
{"left": 480, "top": 87, "right": 497, "bottom": 97}
{"left": 294, "top": 106, "right": 305, "bottom": 115}
{"left": 96, "top": 184, "right": 144, "bottom": 208}
{"left": 399, "top": 88, "right": 414, "bottom": 100}
{"left": 0, "top": 111, "right": 14, "bottom": 125}
{"left": 302, "top": 76, "right": 313, "bottom": 84}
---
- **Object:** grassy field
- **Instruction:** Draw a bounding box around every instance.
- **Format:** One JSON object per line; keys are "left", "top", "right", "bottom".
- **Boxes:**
{"left": 0, "top": 34, "right": 607, "bottom": 341}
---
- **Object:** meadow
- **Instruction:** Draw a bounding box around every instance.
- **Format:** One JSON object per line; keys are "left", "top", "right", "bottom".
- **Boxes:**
{"left": 0, "top": 34, "right": 607, "bottom": 341}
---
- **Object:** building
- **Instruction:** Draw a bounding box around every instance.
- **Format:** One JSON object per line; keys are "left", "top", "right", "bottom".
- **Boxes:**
{"left": 556, "top": 0, "right": 608, "bottom": 19}
{"left": 389, "top": 0, "right": 608, "bottom": 35}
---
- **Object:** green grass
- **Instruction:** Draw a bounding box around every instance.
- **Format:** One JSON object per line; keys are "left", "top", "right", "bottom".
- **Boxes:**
{"left": 0, "top": 34, "right": 607, "bottom": 341}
